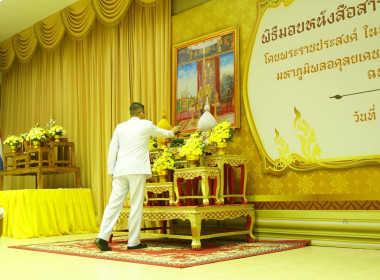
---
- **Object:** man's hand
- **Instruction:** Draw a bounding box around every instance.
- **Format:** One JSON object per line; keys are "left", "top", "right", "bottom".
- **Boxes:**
{"left": 172, "top": 126, "right": 181, "bottom": 135}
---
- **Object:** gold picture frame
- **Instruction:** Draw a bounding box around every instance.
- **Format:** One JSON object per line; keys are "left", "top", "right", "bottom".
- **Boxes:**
{"left": 172, "top": 27, "right": 240, "bottom": 133}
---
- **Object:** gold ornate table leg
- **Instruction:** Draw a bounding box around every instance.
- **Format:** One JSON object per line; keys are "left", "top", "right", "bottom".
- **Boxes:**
{"left": 169, "top": 187, "right": 174, "bottom": 205}
{"left": 36, "top": 170, "right": 43, "bottom": 189}
{"left": 218, "top": 162, "right": 225, "bottom": 205}
{"left": 144, "top": 192, "right": 149, "bottom": 206}
{"left": 189, "top": 213, "right": 202, "bottom": 250}
{"left": 200, "top": 174, "right": 209, "bottom": 206}
{"left": 246, "top": 211, "right": 255, "bottom": 243}
{"left": 174, "top": 175, "right": 181, "bottom": 206}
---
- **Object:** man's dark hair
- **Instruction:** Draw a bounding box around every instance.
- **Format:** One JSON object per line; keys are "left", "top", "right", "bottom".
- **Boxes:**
{"left": 130, "top": 102, "right": 144, "bottom": 116}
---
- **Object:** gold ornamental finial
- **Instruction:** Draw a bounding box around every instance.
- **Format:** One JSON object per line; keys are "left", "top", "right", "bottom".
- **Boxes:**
{"left": 157, "top": 111, "right": 172, "bottom": 130}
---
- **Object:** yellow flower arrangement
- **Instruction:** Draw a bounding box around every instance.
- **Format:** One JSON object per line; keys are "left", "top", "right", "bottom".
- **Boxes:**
{"left": 3, "top": 135, "right": 23, "bottom": 146}
{"left": 27, "top": 127, "right": 47, "bottom": 142}
{"left": 48, "top": 125, "right": 65, "bottom": 137}
{"left": 179, "top": 132, "right": 206, "bottom": 157}
{"left": 208, "top": 120, "right": 234, "bottom": 144}
{"left": 151, "top": 148, "right": 175, "bottom": 173}
{"left": 20, "top": 133, "right": 29, "bottom": 141}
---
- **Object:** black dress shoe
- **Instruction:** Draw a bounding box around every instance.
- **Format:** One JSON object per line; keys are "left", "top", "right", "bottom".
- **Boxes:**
{"left": 127, "top": 243, "right": 147, "bottom": 250}
{"left": 94, "top": 238, "right": 112, "bottom": 251}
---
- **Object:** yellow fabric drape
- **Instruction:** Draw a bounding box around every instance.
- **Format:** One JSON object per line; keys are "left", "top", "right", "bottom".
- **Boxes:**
{"left": 0, "top": 0, "right": 163, "bottom": 72}
{"left": 35, "top": 12, "right": 66, "bottom": 50}
{"left": 0, "top": 38, "right": 15, "bottom": 72}
{"left": 12, "top": 26, "right": 38, "bottom": 63}
{"left": 91, "top": 0, "right": 132, "bottom": 25}
{"left": 126, "top": 1, "right": 172, "bottom": 122}
{"left": 0, "top": 189, "right": 98, "bottom": 238}
{"left": 61, "top": 0, "right": 96, "bottom": 40}
{"left": 0, "top": 0, "right": 171, "bottom": 224}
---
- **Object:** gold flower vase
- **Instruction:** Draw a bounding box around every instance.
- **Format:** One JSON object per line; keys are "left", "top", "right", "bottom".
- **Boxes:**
{"left": 216, "top": 142, "right": 228, "bottom": 155}
{"left": 186, "top": 155, "right": 200, "bottom": 168}
{"left": 32, "top": 141, "right": 41, "bottom": 148}
{"left": 157, "top": 140, "right": 170, "bottom": 151}
{"left": 151, "top": 172, "right": 159, "bottom": 183}
{"left": 54, "top": 135, "right": 62, "bottom": 142}
{"left": 158, "top": 169, "right": 169, "bottom": 183}
{"left": 10, "top": 145, "right": 18, "bottom": 152}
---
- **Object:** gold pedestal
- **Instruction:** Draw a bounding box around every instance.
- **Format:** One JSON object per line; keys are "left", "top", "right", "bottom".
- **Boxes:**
{"left": 158, "top": 169, "right": 169, "bottom": 183}
{"left": 216, "top": 142, "right": 227, "bottom": 155}
{"left": 186, "top": 155, "right": 200, "bottom": 168}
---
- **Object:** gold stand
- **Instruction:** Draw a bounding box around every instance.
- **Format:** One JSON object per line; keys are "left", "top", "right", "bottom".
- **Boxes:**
{"left": 117, "top": 204, "right": 255, "bottom": 250}
{"left": 173, "top": 166, "right": 221, "bottom": 206}
{"left": 0, "top": 141, "right": 80, "bottom": 190}
{"left": 144, "top": 182, "right": 175, "bottom": 206}
{"left": 205, "top": 155, "right": 247, "bottom": 204}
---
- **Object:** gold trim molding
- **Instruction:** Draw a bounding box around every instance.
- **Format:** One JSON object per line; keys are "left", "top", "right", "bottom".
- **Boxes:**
{"left": 248, "top": 194, "right": 380, "bottom": 210}
{"left": 248, "top": 194, "right": 380, "bottom": 202}
{"left": 254, "top": 210, "right": 380, "bottom": 249}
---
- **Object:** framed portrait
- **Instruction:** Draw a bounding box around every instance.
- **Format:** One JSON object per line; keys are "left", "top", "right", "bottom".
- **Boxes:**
{"left": 173, "top": 27, "right": 240, "bottom": 133}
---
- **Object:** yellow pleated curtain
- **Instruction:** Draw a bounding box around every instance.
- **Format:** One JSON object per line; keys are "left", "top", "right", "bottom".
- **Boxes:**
{"left": 0, "top": 0, "right": 171, "bottom": 223}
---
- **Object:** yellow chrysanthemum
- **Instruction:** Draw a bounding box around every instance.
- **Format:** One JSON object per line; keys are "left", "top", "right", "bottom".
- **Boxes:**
{"left": 151, "top": 148, "right": 175, "bottom": 173}
{"left": 179, "top": 132, "right": 206, "bottom": 157}
{"left": 27, "top": 127, "right": 47, "bottom": 142}
{"left": 208, "top": 121, "right": 234, "bottom": 144}
{"left": 48, "top": 125, "right": 65, "bottom": 137}
{"left": 3, "top": 135, "right": 23, "bottom": 146}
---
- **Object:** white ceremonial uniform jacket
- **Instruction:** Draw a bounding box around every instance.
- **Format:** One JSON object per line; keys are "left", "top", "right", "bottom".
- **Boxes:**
{"left": 108, "top": 117, "right": 174, "bottom": 178}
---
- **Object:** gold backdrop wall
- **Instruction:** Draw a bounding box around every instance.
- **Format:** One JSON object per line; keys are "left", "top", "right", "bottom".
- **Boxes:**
{"left": 172, "top": 0, "right": 380, "bottom": 210}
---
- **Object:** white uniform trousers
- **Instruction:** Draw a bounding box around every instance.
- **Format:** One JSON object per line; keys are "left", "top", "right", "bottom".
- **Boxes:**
{"left": 97, "top": 174, "right": 146, "bottom": 247}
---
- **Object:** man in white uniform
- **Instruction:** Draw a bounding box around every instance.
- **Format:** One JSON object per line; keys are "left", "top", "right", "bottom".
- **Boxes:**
{"left": 94, "top": 102, "right": 180, "bottom": 251}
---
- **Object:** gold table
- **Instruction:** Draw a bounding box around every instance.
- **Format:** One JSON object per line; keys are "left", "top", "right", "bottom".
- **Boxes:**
{"left": 173, "top": 166, "right": 220, "bottom": 206}
{"left": 0, "top": 167, "right": 81, "bottom": 190}
{"left": 1, "top": 141, "right": 80, "bottom": 190}
{"left": 205, "top": 155, "right": 247, "bottom": 204}
{"left": 144, "top": 182, "right": 174, "bottom": 206}
{"left": 117, "top": 204, "right": 255, "bottom": 250}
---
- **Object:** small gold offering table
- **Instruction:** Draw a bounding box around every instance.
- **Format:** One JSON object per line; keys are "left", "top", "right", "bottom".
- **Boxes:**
{"left": 173, "top": 166, "right": 220, "bottom": 206}
{"left": 118, "top": 204, "right": 255, "bottom": 250}
{"left": 144, "top": 182, "right": 175, "bottom": 206}
{"left": 205, "top": 155, "right": 247, "bottom": 204}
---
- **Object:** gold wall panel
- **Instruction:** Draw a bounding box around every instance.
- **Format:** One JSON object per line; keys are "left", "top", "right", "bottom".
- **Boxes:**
{"left": 172, "top": 0, "right": 380, "bottom": 204}
{"left": 254, "top": 201, "right": 380, "bottom": 210}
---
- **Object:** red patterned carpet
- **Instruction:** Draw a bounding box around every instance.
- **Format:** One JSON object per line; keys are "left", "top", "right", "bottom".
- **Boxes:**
{"left": 10, "top": 236, "right": 309, "bottom": 268}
